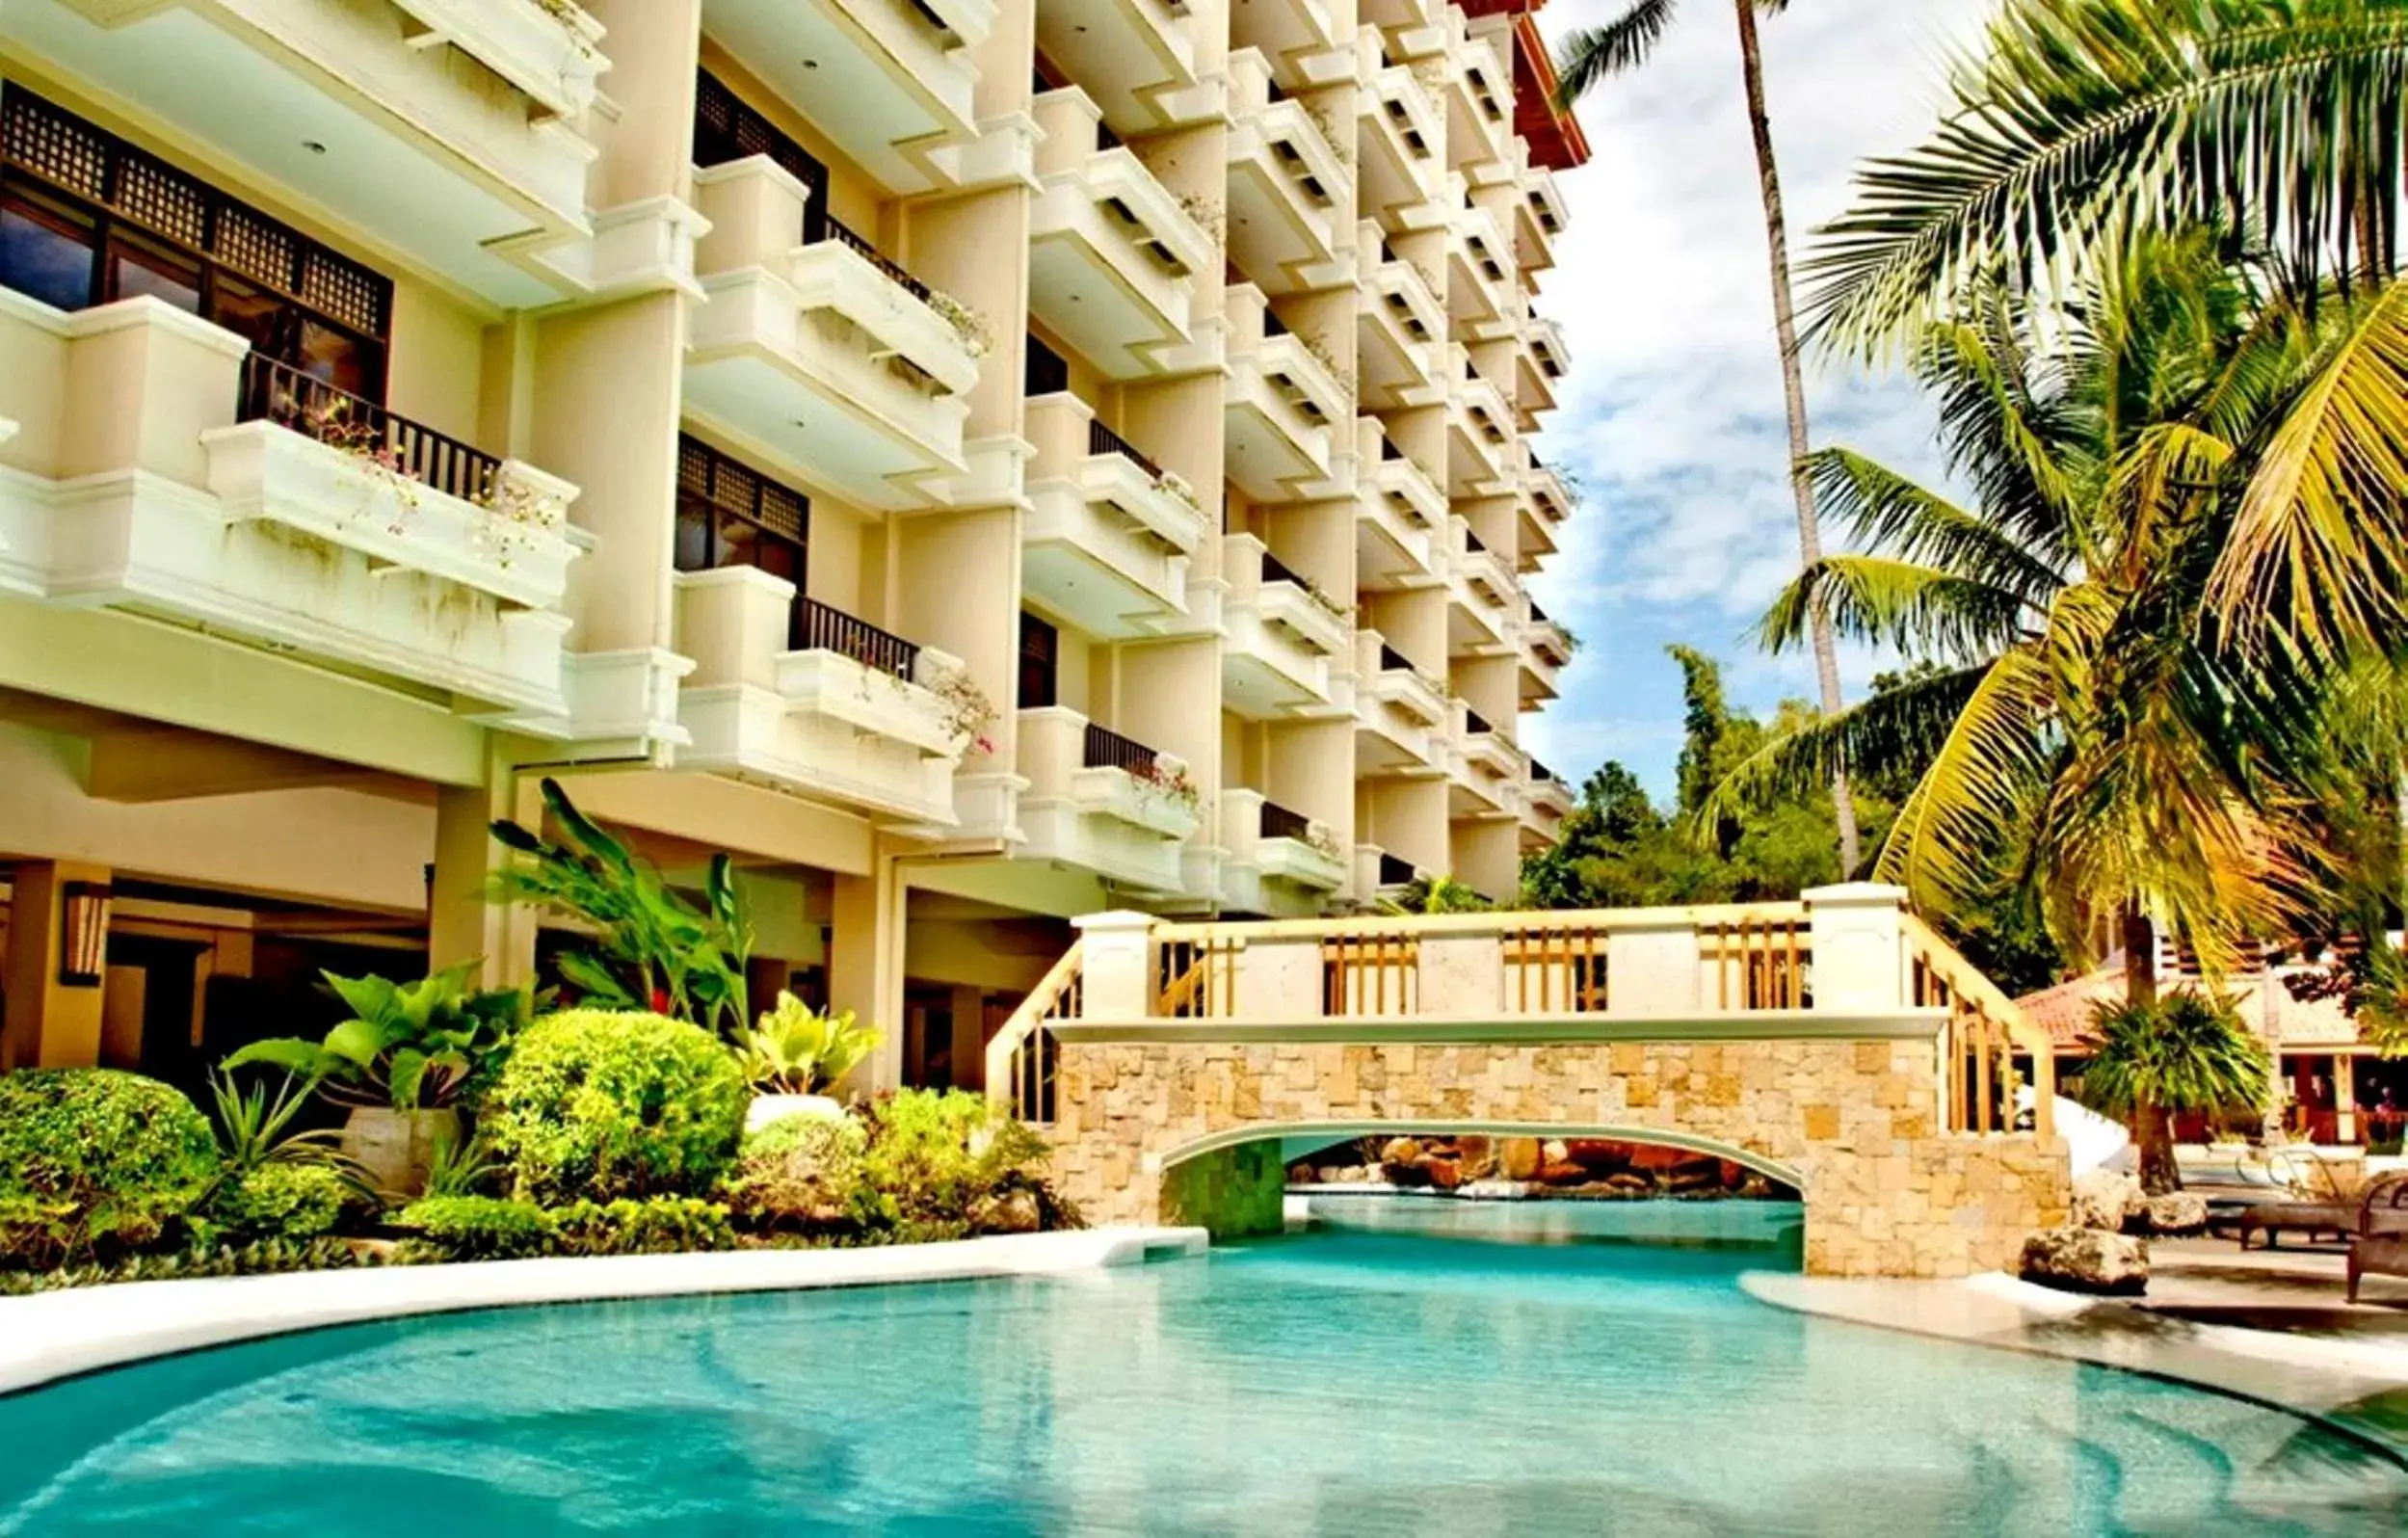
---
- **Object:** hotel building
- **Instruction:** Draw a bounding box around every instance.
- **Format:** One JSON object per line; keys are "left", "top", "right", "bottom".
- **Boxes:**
{"left": 0, "top": 0, "right": 1584, "bottom": 1089}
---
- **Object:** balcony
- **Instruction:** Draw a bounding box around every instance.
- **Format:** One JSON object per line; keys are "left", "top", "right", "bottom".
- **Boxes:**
{"left": 1035, "top": 0, "right": 1208, "bottom": 136}
{"left": 12, "top": 0, "right": 609, "bottom": 306}
{"left": 1447, "top": 202, "right": 1513, "bottom": 339}
{"left": 1450, "top": 700, "right": 1521, "bottom": 817}
{"left": 1225, "top": 290, "right": 1343, "bottom": 501}
{"left": 1520, "top": 315, "right": 1569, "bottom": 415}
{"left": 698, "top": 0, "right": 995, "bottom": 194}
{"left": 1222, "top": 790, "right": 1348, "bottom": 911}
{"left": 675, "top": 573, "right": 969, "bottom": 824}
{"left": 1447, "top": 519, "right": 1516, "bottom": 654}
{"left": 1357, "top": 51, "right": 1442, "bottom": 225}
{"left": 1018, "top": 709, "right": 1201, "bottom": 893}
{"left": 1444, "top": 25, "right": 1512, "bottom": 174}
{"left": 1030, "top": 91, "right": 1216, "bottom": 380}
{"left": 1358, "top": 234, "right": 1445, "bottom": 411}
{"left": 1357, "top": 428, "right": 1442, "bottom": 592}
{"left": 1022, "top": 395, "right": 1210, "bottom": 638}
{"left": 1525, "top": 457, "right": 1575, "bottom": 530}
{"left": 1352, "top": 630, "right": 1448, "bottom": 775}
{"left": 0, "top": 294, "right": 598, "bottom": 723}
{"left": 687, "top": 159, "right": 979, "bottom": 512}
{"left": 1523, "top": 759, "right": 1575, "bottom": 848}
{"left": 1521, "top": 599, "right": 1572, "bottom": 703}
{"left": 1225, "top": 49, "right": 1350, "bottom": 295}
{"left": 1221, "top": 536, "right": 1350, "bottom": 719}
{"left": 1354, "top": 844, "right": 1426, "bottom": 901}
{"left": 1446, "top": 363, "right": 1514, "bottom": 497}
{"left": 1519, "top": 170, "right": 1567, "bottom": 274}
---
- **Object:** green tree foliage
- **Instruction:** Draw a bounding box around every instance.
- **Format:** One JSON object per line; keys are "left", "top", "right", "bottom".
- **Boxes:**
{"left": 2078, "top": 991, "right": 2270, "bottom": 1192}
{"left": 481, "top": 1009, "right": 750, "bottom": 1205}
{"left": 0, "top": 1071, "right": 219, "bottom": 1271}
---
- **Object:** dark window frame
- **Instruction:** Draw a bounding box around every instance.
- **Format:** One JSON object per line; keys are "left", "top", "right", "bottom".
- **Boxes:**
{"left": 0, "top": 87, "right": 392, "bottom": 401}
{"left": 694, "top": 69, "right": 829, "bottom": 245}
{"left": 675, "top": 434, "right": 812, "bottom": 640}
{"left": 1019, "top": 611, "right": 1059, "bottom": 711}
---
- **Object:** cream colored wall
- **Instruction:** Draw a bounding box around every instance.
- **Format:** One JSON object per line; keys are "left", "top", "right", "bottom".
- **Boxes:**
{"left": 696, "top": 41, "right": 886, "bottom": 236}
{"left": 384, "top": 278, "right": 489, "bottom": 446}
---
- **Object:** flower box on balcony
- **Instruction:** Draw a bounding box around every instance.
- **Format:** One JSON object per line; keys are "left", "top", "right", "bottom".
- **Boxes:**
{"left": 1071, "top": 758, "right": 1203, "bottom": 839}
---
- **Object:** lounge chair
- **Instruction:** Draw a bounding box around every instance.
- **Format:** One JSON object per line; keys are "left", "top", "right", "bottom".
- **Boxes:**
{"left": 2228, "top": 1149, "right": 2368, "bottom": 1250}
{"left": 2347, "top": 1173, "right": 2408, "bottom": 1304}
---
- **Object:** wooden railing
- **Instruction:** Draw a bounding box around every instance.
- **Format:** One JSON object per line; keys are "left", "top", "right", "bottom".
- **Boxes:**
{"left": 1155, "top": 931, "right": 1241, "bottom": 1018}
{"left": 1504, "top": 920, "right": 1610, "bottom": 1013}
{"left": 1321, "top": 928, "right": 1419, "bottom": 1016}
{"left": 1088, "top": 416, "right": 1163, "bottom": 481}
{"left": 1905, "top": 914, "right": 2057, "bottom": 1139}
{"left": 240, "top": 355, "right": 500, "bottom": 507}
{"left": 795, "top": 597, "right": 919, "bottom": 680}
{"left": 1703, "top": 910, "right": 1810, "bottom": 1011}
{"left": 986, "top": 940, "right": 1083, "bottom": 1126}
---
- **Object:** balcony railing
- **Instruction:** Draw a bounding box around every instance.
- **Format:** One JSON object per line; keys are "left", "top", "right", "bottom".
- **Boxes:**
{"left": 822, "top": 216, "right": 933, "bottom": 306}
{"left": 1084, "top": 722, "right": 1161, "bottom": 777}
{"left": 1260, "top": 801, "right": 1314, "bottom": 842}
{"left": 1380, "top": 436, "right": 1405, "bottom": 462}
{"left": 1377, "top": 852, "right": 1417, "bottom": 887}
{"left": 1089, "top": 417, "right": 1164, "bottom": 481}
{"left": 240, "top": 355, "right": 499, "bottom": 506}
{"left": 1532, "top": 760, "right": 1557, "bottom": 782}
{"left": 796, "top": 597, "right": 921, "bottom": 681}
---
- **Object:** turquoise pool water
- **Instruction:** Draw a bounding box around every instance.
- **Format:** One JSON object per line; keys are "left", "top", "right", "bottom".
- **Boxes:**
{"left": 2, "top": 1203, "right": 2402, "bottom": 1535}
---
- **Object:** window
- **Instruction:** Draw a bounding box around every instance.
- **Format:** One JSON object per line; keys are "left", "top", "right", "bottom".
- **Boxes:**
{"left": 0, "top": 88, "right": 391, "bottom": 399}
{"left": 676, "top": 436, "right": 811, "bottom": 610}
{"left": 1019, "top": 611, "right": 1058, "bottom": 710}
{"left": 1024, "top": 332, "right": 1068, "bottom": 397}
{"left": 694, "top": 70, "right": 828, "bottom": 245}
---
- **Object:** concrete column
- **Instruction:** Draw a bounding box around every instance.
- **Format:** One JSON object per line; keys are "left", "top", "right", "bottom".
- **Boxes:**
{"left": 1804, "top": 883, "right": 1911, "bottom": 1013}
{"left": 1072, "top": 911, "right": 1157, "bottom": 1022}
{"left": 428, "top": 754, "right": 542, "bottom": 989}
{"left": 2337, "top": 1053, "right": 2359, "bottom": 1144}
{"left": 832, "top": 851, "right": 908, "bottom": 1090}
{"left": 3, "top": 860, "right": 111, "bottom": 1070}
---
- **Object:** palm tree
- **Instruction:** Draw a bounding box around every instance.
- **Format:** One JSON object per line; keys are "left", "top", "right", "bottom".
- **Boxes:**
{"left": 1556, "top": 0, "right": 1863, "bottom": 872}
{"left": 1713, "top": 232, "right": 2339, "bottom": 1002}
{"left": 1805, "top": 0, "right": 2408, "bottom": 659}
{"left": 2079, "top": 991, "right": 2270, "bottom": 1192}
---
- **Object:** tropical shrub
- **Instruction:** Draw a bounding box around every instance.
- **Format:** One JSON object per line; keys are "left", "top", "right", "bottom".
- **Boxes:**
{"left": 552, "top": 1198, "right": 737, "bottom": 1257}
{"left": 203, "top": 1164, "right": 351, "bottom": 1246}
{"left": 0, "top": 1070, "right": 219, "bottom": 1270}
{"left": 205, "top": 1070, "right": 348, "bottom": 1176}
{"left": 2078, "top": 990, "right": 2271, "bottom": 1193}
{"left": 421, "top": 1129, "right": 501, "bottom": 1199}
{"left": 860, "top": 1090, "right": 1052, "bottom": 1231}
{"left": 482, "top": 1009, "right": 750, "bottom": 1205}
{"left": 723, "top": 1113, "right": 876, "bottom": 1233}
{"left": 490, "top": 779, "right": 754, "bottom": 1037}
{"left": 393, "top": 1196, "right": 557, "bottom": 1262}
{"left": 0, "top": 1238, "right": 372, "bottom": 1297}
{"left": 225, "top": 963, "right": 531, "bottom": 1110}
{"left": 735, "top": 994, "right": 881, "bottom": 1095}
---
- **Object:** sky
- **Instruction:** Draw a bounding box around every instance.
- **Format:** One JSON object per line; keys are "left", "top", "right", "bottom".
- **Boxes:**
{"left": 1522, "top": 0, "right": 1994, "bottom": 800}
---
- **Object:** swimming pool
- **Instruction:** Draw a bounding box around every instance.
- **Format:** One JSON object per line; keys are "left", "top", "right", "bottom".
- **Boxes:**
{"left": 2, "top": 1205, "right": 2400, "bottom": 1534}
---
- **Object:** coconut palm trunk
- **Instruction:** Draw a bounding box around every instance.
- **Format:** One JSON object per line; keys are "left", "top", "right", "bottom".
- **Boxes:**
{"left": 1731, "top": 0, "right": 1861, "bottom": 873}
{"left": 2118, "top": 905, "right": 2179, "bottom": 1191}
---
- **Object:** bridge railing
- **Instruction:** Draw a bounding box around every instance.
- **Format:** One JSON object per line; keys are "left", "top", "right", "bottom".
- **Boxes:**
{"left": 988, "top": 886, "right": 2054, "bottom": 1137}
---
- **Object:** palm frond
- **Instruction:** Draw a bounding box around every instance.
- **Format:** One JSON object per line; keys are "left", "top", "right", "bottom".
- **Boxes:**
{"left": 1757, "top": 554, "right": 2036, "bottom": 662}
{"left": 1804, "top": 447, "right": 2069, "bottom": 602}
{"left": 1553, "top": 0, "right": 1680, "bottom": 105}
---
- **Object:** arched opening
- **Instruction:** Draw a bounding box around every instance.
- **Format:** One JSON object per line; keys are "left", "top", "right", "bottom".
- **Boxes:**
{"left": 1153, "top": 1121, "right": 1805, "bottom": 1242}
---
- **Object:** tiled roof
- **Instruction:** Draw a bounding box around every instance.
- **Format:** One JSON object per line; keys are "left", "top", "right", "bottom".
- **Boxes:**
{"left": 2016, "top": 962, "right": 2368, "bottom": 1052}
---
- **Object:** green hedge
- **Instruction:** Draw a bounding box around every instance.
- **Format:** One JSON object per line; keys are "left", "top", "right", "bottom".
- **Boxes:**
{"left": 482, "top": 1010, "right": 749, "bottom": 1205}
{"left": 204, "top": 1164, "right": 351, "bottom": 1246}
{"left": 393, "top": 1196, "right": 557, "bottom": 1261}
{"left": 0, "top": 1070, "right": 219, "bottom": 1270}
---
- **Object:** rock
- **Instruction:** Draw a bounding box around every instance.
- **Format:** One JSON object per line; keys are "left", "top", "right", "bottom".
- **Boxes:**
{"left": 1565, "top": 1139, "right": 1632, "bottom": 1172}
{"left": 2071, "top": 1170, "right": 2144, "bottom": 1233}
{"left": 1380, "top": 1137, "right": 1423, "bottom": 1166}
{"left": 1313, "top": 1165, "right": 1348, "bottom": 1185}
{"left": 1336, "top": 1165, "right": 1367, "bottom": 1184}
{"left": 2142, "top": 1192, "right": 2210, "bottom": 1236}
{"left": 2019, "top": 1228, "right": 2149, "bottom": 1296}
{"left": 1664, "top": 1161, "right": 1723, "bottom": 1192}
{"left": 1384, "top": 1160, "right": 1434, "bottom": 1188}
{"left": 1538, "top": 1160, "right": 1586, "bottom": 1184}
{"left": 972, "top": 1188, "right": 1043, "bottom": 1235}
{"left": 1541, "top": 1139, "right": 1571, "bottom": 1166}
{"left": 1287, "top": 1163, "right": 1319, "bottom": 1186}
{"left": 1500, "top": 1138, "right": 1543, "bottom": 1181}
{"left": 1424, "top": 1157, "right": 1464, "bottom": 1191}
{"left": 1628, "top": 1145, "right": 1692, "bottom": 1176}
{"left": 1606, "top": 1173, "right": 1654, "bottom": 1194}
{"left": 1458, "top": 1180, "right": 1531, "bottom": 1201}
{"left": 1454, "top": 1136, "right": 1497, "bottom": 1181}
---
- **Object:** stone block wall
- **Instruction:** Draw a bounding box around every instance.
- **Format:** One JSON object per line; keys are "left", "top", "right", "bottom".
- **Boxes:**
{"left": 1047, "top": 1036, "right": 2068, "bottom": 1278}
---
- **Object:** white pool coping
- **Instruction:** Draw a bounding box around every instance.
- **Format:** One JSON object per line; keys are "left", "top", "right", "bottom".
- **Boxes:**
{"left": 0, "top": 1227, "right": 1208, "bottom": 1396}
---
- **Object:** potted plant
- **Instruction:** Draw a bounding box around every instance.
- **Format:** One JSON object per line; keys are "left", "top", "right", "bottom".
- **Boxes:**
{"left": 736, "top": 993, "right": 882, "bottom": 1131}
{"left": 225, "top": 962, "right": 530, "bottom": 1198}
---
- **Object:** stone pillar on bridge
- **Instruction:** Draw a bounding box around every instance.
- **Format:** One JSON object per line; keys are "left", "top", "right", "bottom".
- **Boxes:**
{"left": 1072, "top": 910, "right": 1156, "bottom": 1021}
{"left": 1803, "top": 884, "right": 1910, "bottom": 1012}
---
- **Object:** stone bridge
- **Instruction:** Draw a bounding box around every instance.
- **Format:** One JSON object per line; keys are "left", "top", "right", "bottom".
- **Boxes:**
{"left": 989, "top": 886, "right": 2071, "bottom": 1278}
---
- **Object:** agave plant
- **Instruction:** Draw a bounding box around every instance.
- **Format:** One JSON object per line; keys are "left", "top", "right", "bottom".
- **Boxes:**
{"left": 737, "top": 994, "right": 882, "bottom": 1096}
{"left": 206, "top": 1069, "right": 348, "bottom": 1175}
{"left": 489, "top": 778, "right": 754, "bottom": 1039}
{"left": 421, "top": 1128, "right": 502, "bottom": 1200}
{"left": 225, "top": 963, "right": 531, "bottom": 1111}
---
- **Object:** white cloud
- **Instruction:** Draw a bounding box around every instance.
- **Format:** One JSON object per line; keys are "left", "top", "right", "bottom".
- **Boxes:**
{"left": 1522, "top": 0, "right": 1992, "bottom": 795}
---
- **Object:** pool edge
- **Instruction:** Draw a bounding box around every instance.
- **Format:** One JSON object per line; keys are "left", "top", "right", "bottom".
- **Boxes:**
{"left": 0, "top": 1226, "right": 1211, "bottom": 1396}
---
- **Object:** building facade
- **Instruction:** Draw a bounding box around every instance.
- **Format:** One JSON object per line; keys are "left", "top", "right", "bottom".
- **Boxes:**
{"left": 0, "top": 0, "right": 1584, "bottom": 1093}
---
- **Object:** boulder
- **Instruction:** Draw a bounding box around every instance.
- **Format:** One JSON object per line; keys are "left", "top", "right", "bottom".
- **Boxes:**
{"left": 1606, "top": 1173, "right": 1654, "bottom": 1195}
{"left": 1313, "top": 1165, "right": 1348, "bottom": 1185}
{"left": 1541, "top": 1139, "right": 1572, "bottom": 1166}
{"left": 1565, "top": 1139, "right": 1633, "bottom": 1172}
{"left": 1628, "top": 1145, "right": 1692, "bottom": 1176}
{"left": 1453, "top": 1136, "right": 1497, "bottom": 1181}
{"left": 1538, "top": 1159, "right": 1587, "bottom": 1185}
{"left": 971, "top": 1188, "right": 1043, "bottom": 1235}
{"left": 1336, "top": 1165, "right": 1368, "bottom": 1184}
{"left": 1424, "top": 1157, "right": 1464, "bottom": 1191}
{"left": 1384, "top": 1160, "right": 1433, "bottom": 1188}
{"left": 2019, "top": 1228, "right": 2150, "bottom": 1296}
{"left": 2142, "top": 1192, "right": 2210, "bottom": 1236}
{"left": 1500, "top": 1138, "right": 1543, "bottom": 1181}
{"left": 2071, "top": 1170, "right": 2144, "bottom": 1233}
{"left": 1380, "top": 1137, "right": 1424, "bottom": 1166}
